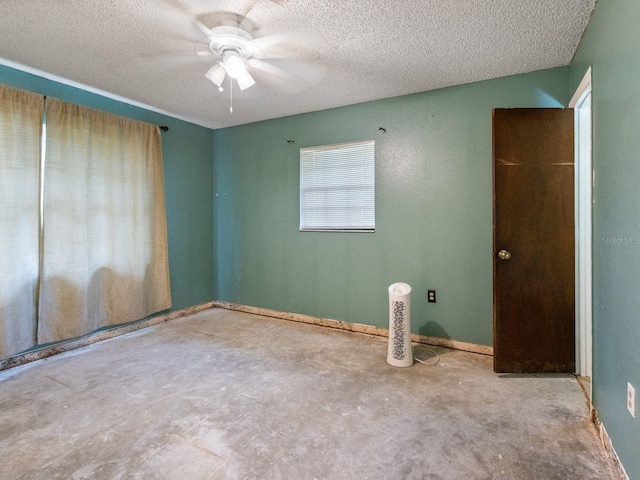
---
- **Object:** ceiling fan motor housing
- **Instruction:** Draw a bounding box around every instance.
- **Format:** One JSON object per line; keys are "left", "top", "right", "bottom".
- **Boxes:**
{"left": 207, "top": 26, "right": 260, "bottom": 60}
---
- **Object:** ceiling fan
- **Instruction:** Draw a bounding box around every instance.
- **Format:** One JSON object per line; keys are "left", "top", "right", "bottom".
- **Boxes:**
{"left": 189, "top": 12, "right": 326, "bottom": 112}
{"left": 193, "top": 15, "right": 285, "bottom": 111}
{"left": 199, "top": 22, "right": 263, "bottom": 92}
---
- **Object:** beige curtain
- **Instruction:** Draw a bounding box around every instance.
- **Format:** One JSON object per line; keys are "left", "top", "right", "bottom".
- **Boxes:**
{"left": 39, "top": 99, "right": 171, "bottom": 344}
{"left": 0, "top": 86, "right": 43, "bottom": 358}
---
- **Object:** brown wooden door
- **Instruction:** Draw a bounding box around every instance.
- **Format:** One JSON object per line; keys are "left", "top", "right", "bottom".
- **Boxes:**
{"left": 493, "top": 108, "right": 575, "bottom": 373}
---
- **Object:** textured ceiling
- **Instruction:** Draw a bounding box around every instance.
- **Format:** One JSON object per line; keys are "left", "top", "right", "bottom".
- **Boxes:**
{"left": 0, "top": 0, "right": 595, "bottom": 129}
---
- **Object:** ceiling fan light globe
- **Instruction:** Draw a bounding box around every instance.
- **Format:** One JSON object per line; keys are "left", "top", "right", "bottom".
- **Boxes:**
{"left": 205, "top": 64, "right": 226, "bottom": 87}
{"left": 224, "top": 54, "right": 247, "bottom": 79}
{"left": 237, "top": 71, "right": 256, "bottom": 90}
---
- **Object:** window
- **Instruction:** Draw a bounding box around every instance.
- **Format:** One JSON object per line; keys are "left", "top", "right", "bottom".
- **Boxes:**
{"left": 300, "top": 140, "right": 375, "bottom": 232}
{"left": 0, "top": 85, "right": 171, "bottom": 358}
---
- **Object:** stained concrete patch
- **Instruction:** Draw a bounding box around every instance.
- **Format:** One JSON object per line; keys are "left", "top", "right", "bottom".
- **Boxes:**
{"left": 0, "top": 308, "right": 617, "bottom": 479}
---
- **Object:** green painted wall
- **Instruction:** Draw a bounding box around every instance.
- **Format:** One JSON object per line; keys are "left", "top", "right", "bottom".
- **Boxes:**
{"left": 214, "top": 67, "right": 570, "bottom": 347}
{"left": 0, "top": 65, "right": 215, "bottom": 312}
{"left": 571, "top": 0, "right": 640, "bottom": 477}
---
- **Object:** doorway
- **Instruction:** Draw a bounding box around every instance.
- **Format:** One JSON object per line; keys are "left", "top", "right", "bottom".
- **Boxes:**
{"left": 493, "top": 108, "right": 575, "bottom": 373}
{"left": 570, "top": 68, "right": 593, "bottom": 389}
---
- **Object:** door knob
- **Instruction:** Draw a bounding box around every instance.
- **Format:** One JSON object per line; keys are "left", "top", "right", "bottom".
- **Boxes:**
{"left": 498, "top": 249, "right": 511, "bottom": 260}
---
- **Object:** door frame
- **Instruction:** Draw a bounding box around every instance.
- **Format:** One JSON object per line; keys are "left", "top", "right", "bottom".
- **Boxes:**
{"left": 569, "top": 67, "right": 593, "bottom": 379}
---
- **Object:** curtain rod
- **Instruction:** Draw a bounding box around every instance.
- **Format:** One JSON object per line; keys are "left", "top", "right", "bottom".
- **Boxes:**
{"left": 42, "top": 95, "right": 169, "bottom": 132}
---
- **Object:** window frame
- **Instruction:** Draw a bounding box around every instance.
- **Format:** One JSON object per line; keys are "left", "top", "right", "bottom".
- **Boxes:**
{"left": 299, "top": 139, "right": 375, "bottom": 233}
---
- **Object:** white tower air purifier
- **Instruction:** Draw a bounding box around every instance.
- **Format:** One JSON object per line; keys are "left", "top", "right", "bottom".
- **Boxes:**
{"left": 387, "top": 282, "right": 413, "bottom": 367}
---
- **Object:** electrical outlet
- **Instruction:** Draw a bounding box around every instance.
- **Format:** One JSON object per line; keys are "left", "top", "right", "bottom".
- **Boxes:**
{"left": 428, "top": 290, "right": 436, "bottom": 303}
{"left": 628, "top": 383, "right": 636, "bottom": 418}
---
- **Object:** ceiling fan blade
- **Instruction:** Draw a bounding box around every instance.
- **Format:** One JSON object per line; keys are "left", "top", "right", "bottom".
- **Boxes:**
{"left": 237, "top": 70, "right": 256, "bottom": 90}
{"left": 238, "top": 16, "right": 255, "bottom": 35}
{"left": 250, "top": 57, "right": 326, "bottom": 87}
{"left": 195, "top": 43, "right": 213, "bottom": 58}
{"left": 248, "top": 58, "right": 286, "bottom": 77}
{"left": 251, "top": 33, "right": 289, "bottom": 53}
{"left": 253, "top": 57, "right": 328, "bottom": 99}
{"left": 194, "top": 19, "right": 213, "bottom": 38}
{"left": 205, "top": 64, "right": 226, "bottom": 87}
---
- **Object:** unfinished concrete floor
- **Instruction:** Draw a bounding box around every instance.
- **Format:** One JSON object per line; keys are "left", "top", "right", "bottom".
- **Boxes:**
{"left": 0, "top": 308, "right": 617, "bottom": 479}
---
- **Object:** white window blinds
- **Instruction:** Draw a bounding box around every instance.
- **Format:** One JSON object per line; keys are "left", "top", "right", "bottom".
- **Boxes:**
{"left": 300, "top": 140, "right": 375, "bottom": 231}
